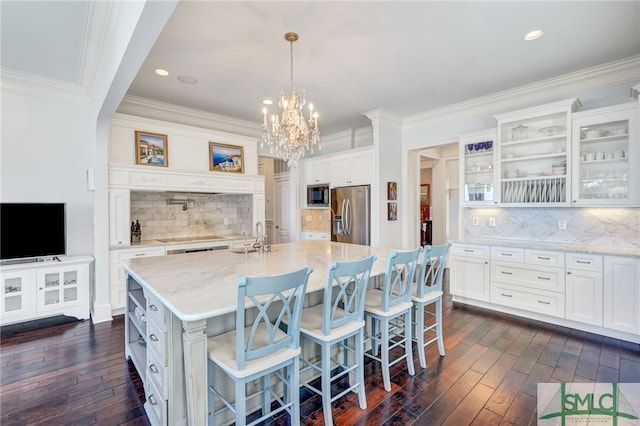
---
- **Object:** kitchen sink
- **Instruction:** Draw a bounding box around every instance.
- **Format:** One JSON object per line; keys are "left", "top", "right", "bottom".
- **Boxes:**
{"left": 157, "top": 236, "right": 225, "bottom": 243}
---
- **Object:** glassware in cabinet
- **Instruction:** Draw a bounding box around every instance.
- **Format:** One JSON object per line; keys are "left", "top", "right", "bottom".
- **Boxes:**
{"left": 495, "top": 98, "right": 581, "bottom": 206}
{"left": 458, "top": 130, "right": 497, "bottom": 205}
{"left": 571, "top": 102, "right": 638, "bottom": 205}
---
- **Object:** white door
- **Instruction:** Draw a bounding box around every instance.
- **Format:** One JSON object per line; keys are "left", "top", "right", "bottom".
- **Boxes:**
{"left": 274, "top": 174, "right": 291, "bottom": 243}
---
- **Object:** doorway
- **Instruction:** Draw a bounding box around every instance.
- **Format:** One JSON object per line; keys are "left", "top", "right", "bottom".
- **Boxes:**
{"left": 416, "top": 143, "right": 459, "bottom": 246}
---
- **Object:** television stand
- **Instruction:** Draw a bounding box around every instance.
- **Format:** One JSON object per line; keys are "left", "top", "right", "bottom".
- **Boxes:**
{"left": 0, "top": 255, "right": 93, "bottom": 326}
{"left": 0, "top": 256, "right": 61, "bottom": 267}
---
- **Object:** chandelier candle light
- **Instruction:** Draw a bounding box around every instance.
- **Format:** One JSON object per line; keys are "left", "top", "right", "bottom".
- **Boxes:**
{"left": 261, "top": 32, "right": 320, "bottom": 167}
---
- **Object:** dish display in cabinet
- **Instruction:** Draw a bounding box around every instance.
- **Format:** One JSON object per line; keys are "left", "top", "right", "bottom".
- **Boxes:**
{"left": 571, "top": 102, "right": 638, "bottom": 205}
{"left": 458, "top": 129, "right": 497, "bottom": 205}
{"left": 495, "top": 98, "right": 581, "bottom": 206}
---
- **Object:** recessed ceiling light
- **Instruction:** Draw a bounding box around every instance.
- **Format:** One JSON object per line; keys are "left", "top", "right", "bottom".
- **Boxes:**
{"left": 262, "top": 99, "right": 273, "bottom": 105}
{"left": 524, "top": 30, "right": 544, "bottom": 41}
{"left": 154, "top": 68, "right": 170, "bottom": 77}
{"left": 177, "top": 75, "right": 198, "bottom": 84}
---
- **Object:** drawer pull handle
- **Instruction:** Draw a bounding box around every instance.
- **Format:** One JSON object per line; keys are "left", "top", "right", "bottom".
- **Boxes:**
{"left": 149, "top": 394, "right": 158, "bottom": 405}
{"left": 537, "top": 276, "right": 550, "bottom": 281}
{"left": 537, "top": 300, "right": 550, "bottom": 305}
{"left": 464, "top": 249, "right": 474, "bottom": 253}
{"left": 149, "top": 334, "right": 159, "bottom": 342}
{"left": 149, "top": 364, "right": 159, "bottom": 373}
{"left": 501, "top": 271, "right": 513, "bottom": 275}
{"left": 576, "top": 260, "right": 591, "bottom": 265}
{"left": 537, "top": 256, "right": 551, "bottom": 260}
{"left": 502, "top": 253, "right": 513, "bottom": 256}
{"left": 149, "top": 304, "right": 158, "bottom": 312}
{"left": 501, "top": 293, "right": 513, "bottom": 298}
{"left": 135, "top": 253, "right": 146, "bottom": 257}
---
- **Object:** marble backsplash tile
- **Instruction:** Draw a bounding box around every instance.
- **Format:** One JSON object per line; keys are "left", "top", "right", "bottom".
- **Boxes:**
{"left": 301, "top": 208, "right": 331, "bottom": 232}
{"left": 130, "top": 192, "right": 252, "bottom": 240}
{"left": 463, "top": 207, "right": 640, "bottom": 248}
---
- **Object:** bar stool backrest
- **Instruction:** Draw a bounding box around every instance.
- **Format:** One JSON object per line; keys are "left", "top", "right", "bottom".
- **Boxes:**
{"left": 381, "top": 247, "right": 421, "bottom": 312}
{"left": 236, "top": 265, "right": 312, "bottom": 369}
{"left": 416, "top": 244, "right": 450, "bottom": 298}
{"left": 321, "top": 255, "right": 377, "bottom": 335}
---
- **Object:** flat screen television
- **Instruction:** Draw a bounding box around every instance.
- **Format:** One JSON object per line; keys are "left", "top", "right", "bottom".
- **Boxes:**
{"left": 1, "top": 203, "right": 66, "bottom": 261}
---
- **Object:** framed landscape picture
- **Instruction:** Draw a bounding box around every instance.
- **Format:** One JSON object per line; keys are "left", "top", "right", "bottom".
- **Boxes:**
{"left": 209, "top": 142, "right": 244, "bottom": 173}
{"left": 135, "top": 131, "right": 168, "bottom": 167}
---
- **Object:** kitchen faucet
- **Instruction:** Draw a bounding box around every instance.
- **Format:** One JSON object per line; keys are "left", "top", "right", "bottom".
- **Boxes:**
{"left": 254, "top": 221, "right": 268, "bottom": 252}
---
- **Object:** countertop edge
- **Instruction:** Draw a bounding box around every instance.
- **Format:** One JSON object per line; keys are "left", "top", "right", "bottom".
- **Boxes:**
{"left": 451, "top": 238, "right": 640, "bottom": 258}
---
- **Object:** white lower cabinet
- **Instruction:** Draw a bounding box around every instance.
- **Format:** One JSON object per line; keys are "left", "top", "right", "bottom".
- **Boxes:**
{"left": 110, "top": 246, "right": 166, "bottom": 314}
{"left": 603, "top": 255, "right": 640, "bottom": 335}
{"left": 1, "top": 256, "right": 92, "bottom": 326}
{"left": 450, "top": 244, "right": 490, "bottom": 301}
{"left": 491, "top": 247, "right": 565, "bottom": 318}
{"left": 301, "top": 231, "right": 330, "bottom": 241}
{"left": 451, "top": 242, "right": 638, "bottom": 343}
{"left": 565, "top": 253, "right": 603, "bottom": 326}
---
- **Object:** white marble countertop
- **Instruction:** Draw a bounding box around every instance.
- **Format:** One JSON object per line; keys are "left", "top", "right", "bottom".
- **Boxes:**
{"left": 123, "top": 241, "right": 392, "bottom": 322}
{"left": 453, "top": 238, "right": 640, "bottom": 258}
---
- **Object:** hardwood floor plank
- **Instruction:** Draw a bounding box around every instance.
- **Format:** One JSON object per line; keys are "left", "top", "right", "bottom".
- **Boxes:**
{"left": 441, "top": 383, "right": 494, "bottom": 426}
{"left": 483, "top": 369, "right": 528, "bottom": 416}
{"left": 478, "top": 352, "right": 518, "bottom": 389}
{"left": 550, "top": 352, "right": 579, "bottom": 383}
{"left": 500, "top": 391, "right": 537, "bottom": 426}
{"left": 620, "top": 358, "right": 640, "bottom": 382}
{"left": 470, "top": 408, "right": 504, "bottom": 426}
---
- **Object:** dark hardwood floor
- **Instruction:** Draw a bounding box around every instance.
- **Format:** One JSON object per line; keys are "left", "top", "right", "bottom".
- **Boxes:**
{"left": 2, "top": 272, "right": 639, "bottom": 425}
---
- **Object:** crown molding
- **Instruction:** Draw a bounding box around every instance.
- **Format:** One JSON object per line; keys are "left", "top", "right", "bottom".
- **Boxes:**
{"left": 0, "top": 68, "right": 90, "bottom": 104}
{"left": 117, "top": 95, "right": 262, "bottom": 138}
{"left": 403, "top": 56, "right": 640, "bottom": 127}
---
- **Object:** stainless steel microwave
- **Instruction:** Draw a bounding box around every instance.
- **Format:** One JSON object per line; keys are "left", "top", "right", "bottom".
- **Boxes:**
{"left": 307, "top": 184, "right": 330, "bottom": 207}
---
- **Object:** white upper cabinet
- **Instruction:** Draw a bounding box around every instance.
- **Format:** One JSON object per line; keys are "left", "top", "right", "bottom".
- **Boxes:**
{"left": 495, "top": 98, "right": 581, "bottom": 206}
{"left": 303, "top": 158, "right": 330, "bottom": 185}
{"left": 330, "top": 149, "right": 372, "bottom": 187}
{"left": 458, "top": 129, "right": 498, "bottom": 206}
{"left": 571, "top": 102, "right": 638, "bottom": 206}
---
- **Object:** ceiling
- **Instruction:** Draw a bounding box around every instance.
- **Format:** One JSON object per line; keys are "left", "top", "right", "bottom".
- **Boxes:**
{"left": 2, "top": 1, "right": 640, "bottom": 136}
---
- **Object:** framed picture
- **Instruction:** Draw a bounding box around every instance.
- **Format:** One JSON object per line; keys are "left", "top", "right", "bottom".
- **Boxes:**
{"left": 420, "top": 184, "right": 430, "bottom": 204}
{"left": 135, "top": 131, "right": 168, "bottom": 167}
{"left": 388, "top": 202, "right": 397, "bottom": 221}
{"left": 387, "top": 181, "right": 397, "bottom": 200}
{"left": 209, "top": 142, "right": 244, "bottom": 173}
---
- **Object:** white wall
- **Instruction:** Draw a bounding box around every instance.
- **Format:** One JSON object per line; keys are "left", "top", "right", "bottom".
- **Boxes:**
{"left": 0, "top": 92, "right": 94, "bottom": 257}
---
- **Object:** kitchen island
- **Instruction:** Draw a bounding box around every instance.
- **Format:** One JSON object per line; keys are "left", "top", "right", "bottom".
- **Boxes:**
{"left": 123, "top": 240, "right": 392, "bottom": 426}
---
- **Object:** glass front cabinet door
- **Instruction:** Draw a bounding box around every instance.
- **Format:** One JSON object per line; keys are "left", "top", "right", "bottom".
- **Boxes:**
{"left": 495, "top": 98, "right": 581, "bottom": 206}
{"left": 571, "top": 102, "right": 638, "bottom": 206}
{"left": 459, "top": 129, "right": 497, "bottom": 205}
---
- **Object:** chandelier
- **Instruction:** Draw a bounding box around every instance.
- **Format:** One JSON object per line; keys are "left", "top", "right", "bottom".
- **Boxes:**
{"left": 260, "top": 32, "right": 320, "bottom": 167}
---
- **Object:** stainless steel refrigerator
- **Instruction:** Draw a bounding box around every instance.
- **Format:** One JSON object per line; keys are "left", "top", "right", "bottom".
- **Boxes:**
{"left": 331, "top": 185, "right": 370, "bottom": 245}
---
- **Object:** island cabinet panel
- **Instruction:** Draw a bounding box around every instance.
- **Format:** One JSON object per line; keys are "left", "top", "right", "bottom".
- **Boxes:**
{"left": 125, "top": 275, "right": 187, "bottom": 426}
{"left": 450, "top": 242, "right": 638, "bottom": 344}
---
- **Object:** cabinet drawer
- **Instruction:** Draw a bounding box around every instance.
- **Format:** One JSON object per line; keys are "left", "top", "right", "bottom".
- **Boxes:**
{"left": 146, "top": 292, "right": 166, "bottom": 329}
{"left": 147, "top": 349, "right": 166, "bottom": 398}
{"left": 566, "top": 252, "right": 603, "bottom": 272}
{"left": 491, "top": 247, "right": 524, "bottom": 263}
{"left": 119, "top": 247, "right": 166, "bottom": 260}
{"left": 451, "top": 244, "right": 490, "bottom": 259}
{"left": 492, "top": 263, "right": 564, "bottom": 292}
{"left": 146, "top": 318, "right": 167, "bottom": 366}
{"left": 525, "top": 249, "right": 565, "bottom": 268}
{"left": 492, "top": 283, "right": 565, "bottom": 318}
{"left": 145, "top": 375, "right": 166, "bottom": 426}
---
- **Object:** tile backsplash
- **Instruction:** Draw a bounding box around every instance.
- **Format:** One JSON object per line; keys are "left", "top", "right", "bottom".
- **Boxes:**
{"left": 463, "top": 207, "right": 639, "bottom": 248}
{"left": 301, "top": 208, "right": 331, "bottom": 232}
{"left": 130, "top": 192, "right": 252, "bottom": 240}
